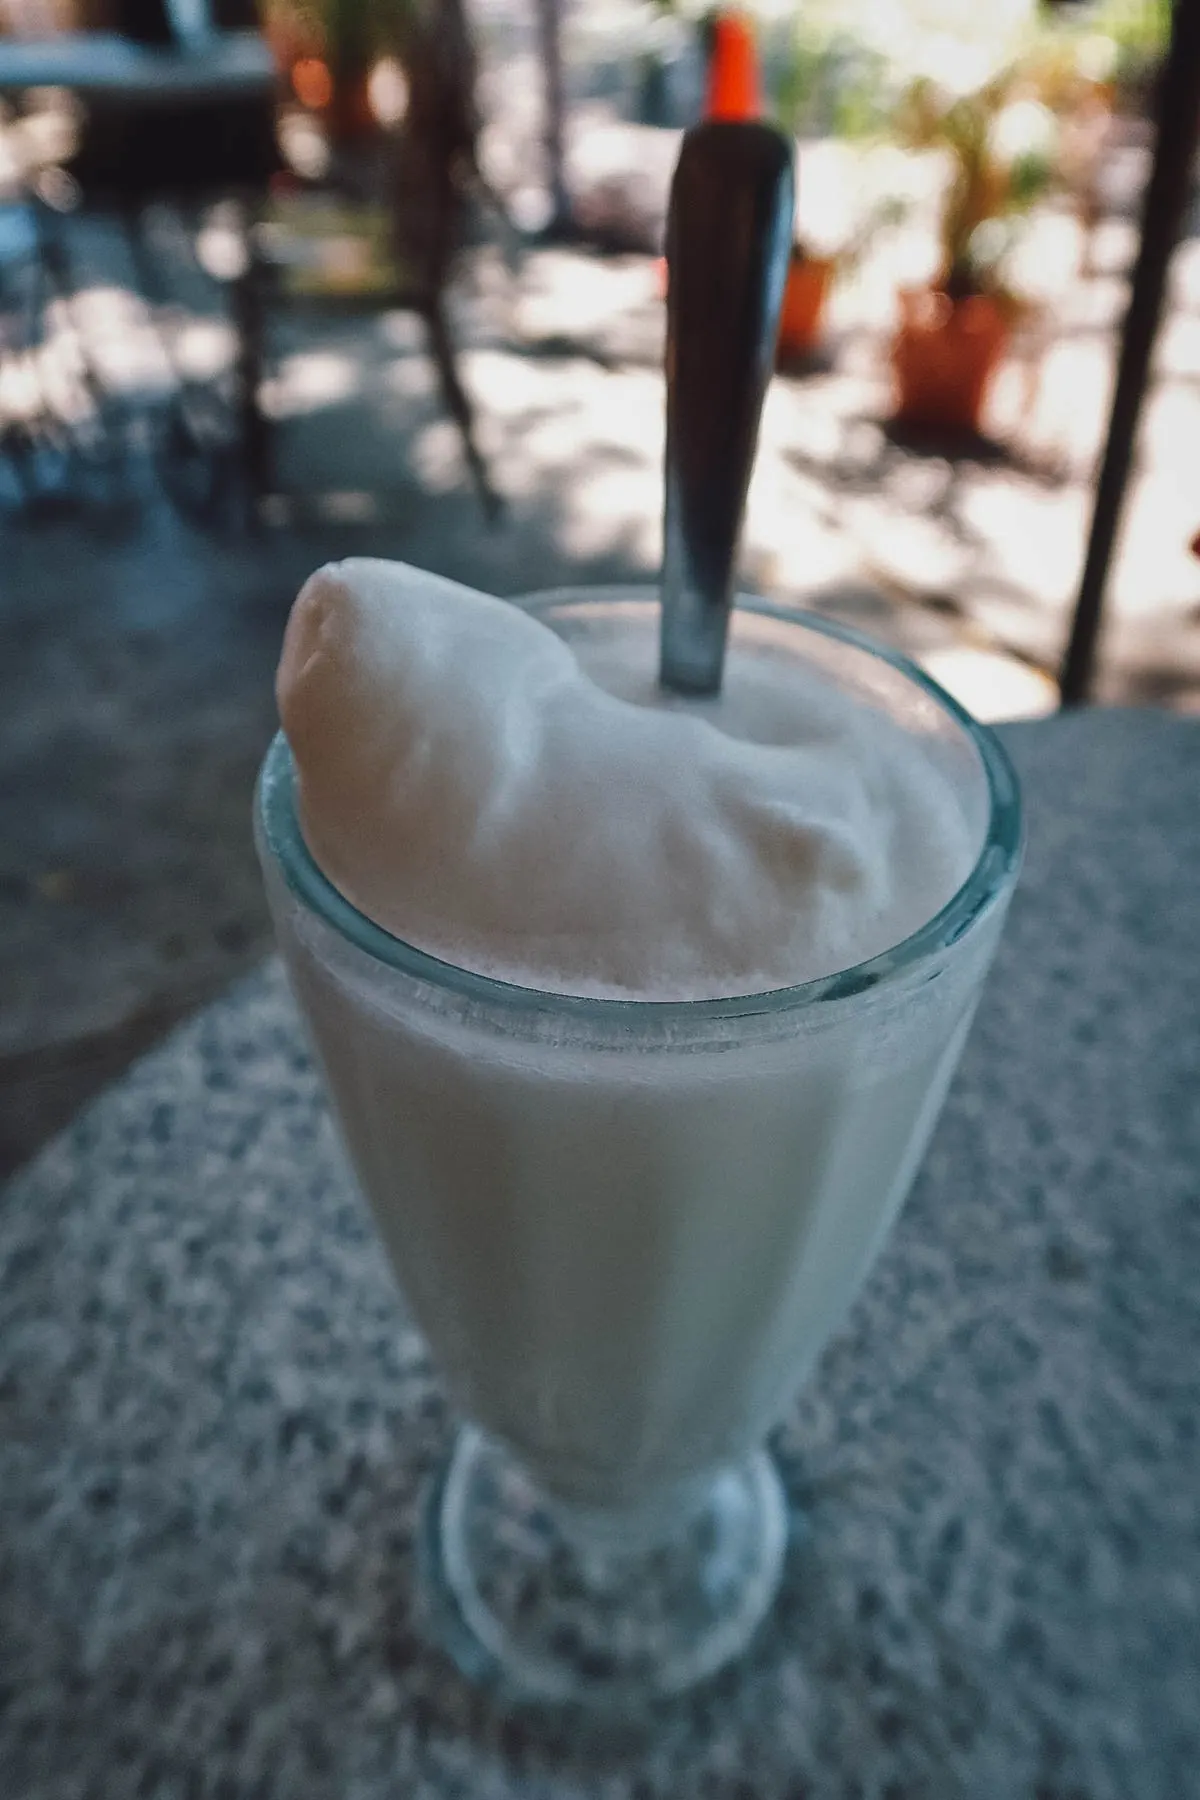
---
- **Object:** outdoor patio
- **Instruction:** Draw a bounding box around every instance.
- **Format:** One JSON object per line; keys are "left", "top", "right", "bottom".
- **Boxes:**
{"left": 3, "top": 0, "right": 1198, "bottom": 1177}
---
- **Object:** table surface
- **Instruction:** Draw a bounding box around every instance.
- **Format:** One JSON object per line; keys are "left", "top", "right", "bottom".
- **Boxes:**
{"left": 2, "top": 708, "right": 1197, "bottom": 1800}
{"left": 0, "top": 31, "right": 275, "bottom": 101}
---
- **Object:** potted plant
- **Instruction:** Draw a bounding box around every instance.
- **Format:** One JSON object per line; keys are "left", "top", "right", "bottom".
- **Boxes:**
{"left": 889, "top": 65, "right": 1057, "bottom": 433}
{"left": 777, "top": 244, "right": 838, "bottom": 361}
{"left": 777, "top": 185, "right": 907, "bottom": 365}
{"left": 774, "top": 17, "right": 894, "bottom": 364}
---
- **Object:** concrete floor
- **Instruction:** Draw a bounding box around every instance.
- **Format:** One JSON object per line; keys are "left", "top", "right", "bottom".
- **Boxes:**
{"left": 4, "top": 112, "right": 1200, "bottom": 1176}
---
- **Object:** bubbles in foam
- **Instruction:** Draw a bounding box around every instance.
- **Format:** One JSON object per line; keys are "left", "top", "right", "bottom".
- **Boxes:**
{"left": 277, "top": 560, "right": 981, "bottom": 1000}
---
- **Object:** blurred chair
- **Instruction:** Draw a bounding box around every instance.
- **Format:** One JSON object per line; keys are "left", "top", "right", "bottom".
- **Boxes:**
{"left": 0, "top": 188, "right": 73, "bottom": 507}
{"left": 0, "top": 0, "right": 278, "bottom": 516}
{"left": 249, "top": 0, "right": 501, "bottom": 523}
{"left": 0, "top": 0, "right": 503, "bottom": 525}
{"left": 383, "top": 0, "right": 501, "bottom": 518}
{"left": 0, "top": 126, "right": 133, "bottom": 514}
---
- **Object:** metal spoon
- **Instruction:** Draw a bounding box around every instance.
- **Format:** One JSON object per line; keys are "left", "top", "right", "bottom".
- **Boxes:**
{"left": 659, "top": 121, "right": 795, "bottom": 697}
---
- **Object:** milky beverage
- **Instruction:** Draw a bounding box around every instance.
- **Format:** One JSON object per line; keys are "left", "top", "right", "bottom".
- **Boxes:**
{"left": 266, "top": 560, "right": 1001, "bottom": 1510}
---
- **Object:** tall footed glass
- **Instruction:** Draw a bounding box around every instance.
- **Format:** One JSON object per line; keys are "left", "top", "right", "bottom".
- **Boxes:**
{"left": 255, "top": 593, "right": 1022, "bottom": 1708}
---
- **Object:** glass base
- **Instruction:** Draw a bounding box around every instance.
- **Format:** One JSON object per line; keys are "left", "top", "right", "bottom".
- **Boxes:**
{"left": 421, "top": 1427, "right": 787, "bottom": 1707}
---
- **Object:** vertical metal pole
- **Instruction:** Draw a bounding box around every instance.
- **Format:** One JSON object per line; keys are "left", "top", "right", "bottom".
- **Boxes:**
{"left": 533, "top": 0, "right": 572, "bottom": 235}
{"left": 1059, "top": 0, "right": 1200, "bottom": 705}
{"left": 232, "top": 194, "right": 271, "bottom": 518}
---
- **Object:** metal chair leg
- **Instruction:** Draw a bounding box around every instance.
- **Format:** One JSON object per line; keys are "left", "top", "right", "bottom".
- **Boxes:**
{"left": 422, "top": 292, "right": 502, "bottom": 523}
{"left": 230, "top": 197, "right": 271, "bottom": 515}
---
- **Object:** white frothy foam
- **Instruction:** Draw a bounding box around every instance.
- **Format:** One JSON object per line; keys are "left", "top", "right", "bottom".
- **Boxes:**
{"left": 277, "top": 559, "right": 978, "bottom": 998}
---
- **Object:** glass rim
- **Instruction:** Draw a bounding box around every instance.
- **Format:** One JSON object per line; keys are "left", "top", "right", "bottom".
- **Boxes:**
{"left": 257, "top": 595, "right": 1024, "bottom": 1022}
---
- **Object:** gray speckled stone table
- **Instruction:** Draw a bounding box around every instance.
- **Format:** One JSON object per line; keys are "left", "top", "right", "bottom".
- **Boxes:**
{"left": 2, "top": 709, "right": 1198, "bottom": 1800}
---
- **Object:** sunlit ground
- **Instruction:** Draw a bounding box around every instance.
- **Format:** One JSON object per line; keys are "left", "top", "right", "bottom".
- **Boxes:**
{"left": 8, "top": 105, "right": 1200, "bottom": 730}
{"left": 257, "top": 194, "right": 1200, "bottom": 721}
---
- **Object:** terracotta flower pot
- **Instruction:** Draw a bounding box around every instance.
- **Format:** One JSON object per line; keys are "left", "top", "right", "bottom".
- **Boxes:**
{"left": 892, "top": 287, "right": 1009, "bottom": 434}
{"left": 776, "top": 250, "right": 835, "bottom": 363}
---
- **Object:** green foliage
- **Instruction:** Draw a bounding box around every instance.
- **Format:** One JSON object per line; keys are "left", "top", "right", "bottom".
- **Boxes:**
{"left": 1036, "top": 0, "right": 1169, "bottom": 107}
{"left": 776, "top": 23, "right": 892, "bottom": 139}
{"left": 892, "top": 66, "right": 1056, "bottom": 295}
{"left": 1083, "top": 0, "right": 1170, "bottom": 57}
{"left": 1008, "top": 147, "right": 1051, "bottom": 210}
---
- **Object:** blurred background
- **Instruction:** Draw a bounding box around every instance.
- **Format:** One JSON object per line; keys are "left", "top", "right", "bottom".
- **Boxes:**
{"left": 0, "top": 0, "right": 1192, "bottom": 1173}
